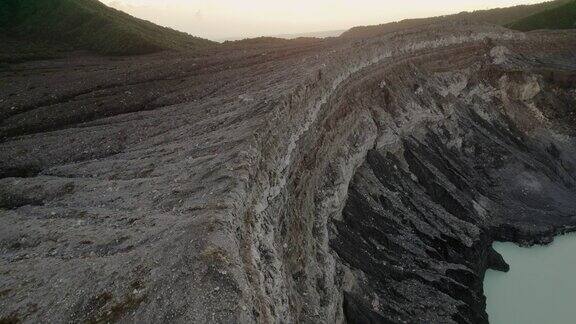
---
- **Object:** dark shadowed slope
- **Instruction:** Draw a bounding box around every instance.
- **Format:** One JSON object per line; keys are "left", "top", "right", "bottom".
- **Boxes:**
{"left": 508, "top": 0, "right": 576, "bottom": 30}
{"left": 341, "top": 0, "right": 572, "bottom": 38}
{"left": 0, "top": 0, "right": 216, "bottom": 62}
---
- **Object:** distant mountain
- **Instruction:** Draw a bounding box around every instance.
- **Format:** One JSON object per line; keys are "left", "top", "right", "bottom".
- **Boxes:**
{"left": 341, "top": 0, "right": 572, "bottom": 38}
{"left": 508, "top": 0, "right": 576, "bottom": 30}
{"left": 0, "top": 0, "right": 216, "bottom": 62}
{"left": 218, "top": 30, "right": 344, "bottom": 42}
{"left": 270, "top": 30, "right": 345, "bottom": 40}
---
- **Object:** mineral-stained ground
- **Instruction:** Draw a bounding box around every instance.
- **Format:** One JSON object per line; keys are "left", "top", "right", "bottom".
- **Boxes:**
{"left": 1, "top": 22, "right": 575, "bottom": 323}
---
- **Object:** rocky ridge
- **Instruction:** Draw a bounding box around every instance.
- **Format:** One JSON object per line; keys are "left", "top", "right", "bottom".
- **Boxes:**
{"left": 1, "top": 22, "right": 576, "bottom": 323}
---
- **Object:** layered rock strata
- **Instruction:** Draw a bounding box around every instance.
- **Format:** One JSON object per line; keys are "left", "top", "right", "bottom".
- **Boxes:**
{"left": 1, "top": 22, "right": 575, "bottom": 323}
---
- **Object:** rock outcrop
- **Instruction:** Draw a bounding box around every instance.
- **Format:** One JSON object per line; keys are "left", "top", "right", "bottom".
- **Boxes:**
{"left": 1, "top": 22, "right": 575, "bottom": 323}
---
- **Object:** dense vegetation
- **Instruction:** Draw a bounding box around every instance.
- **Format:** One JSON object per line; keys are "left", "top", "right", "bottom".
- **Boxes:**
{"left": 0, "top": 0, "right": 215, "bottom": 62}
{"left": 341, "top": 0, "right": 573, "bottom": 38}
{"left": 508, "top": 0, "right": 576, "bottom": 31}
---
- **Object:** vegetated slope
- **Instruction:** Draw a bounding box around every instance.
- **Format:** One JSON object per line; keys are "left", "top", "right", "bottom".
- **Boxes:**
{"left": 508, "top": 0, "right": 576, "bottom": 30}
{"left": 0, "top": 0, "right": 215, "bottom": 61}
{"left": 341, "top": 0, "right": 572, "bottom": 38}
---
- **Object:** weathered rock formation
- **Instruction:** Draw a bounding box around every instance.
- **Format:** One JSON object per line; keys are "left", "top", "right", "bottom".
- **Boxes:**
{"left": 1, "top": 22, "right": 575, "bottom": 323}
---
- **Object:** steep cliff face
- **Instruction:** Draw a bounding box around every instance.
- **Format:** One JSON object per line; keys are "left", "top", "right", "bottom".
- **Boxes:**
{"left": 1, "top": 23, "right": 575, "bottom": 323}
{"left": 329, "top": 42, "right": 576, "bottom": 323}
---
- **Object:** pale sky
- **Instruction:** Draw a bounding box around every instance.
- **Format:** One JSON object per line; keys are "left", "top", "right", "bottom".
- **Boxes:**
{"left": 102, "top": 0, "right": 546, "bottom": 40}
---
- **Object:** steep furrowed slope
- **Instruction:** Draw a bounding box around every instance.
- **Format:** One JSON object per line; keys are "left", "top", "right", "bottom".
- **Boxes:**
{"left": 0, "top": 22, "right": 575, "bottom": 323}
{"left": 341, "top": 0, "right": 572, "bottom": 38}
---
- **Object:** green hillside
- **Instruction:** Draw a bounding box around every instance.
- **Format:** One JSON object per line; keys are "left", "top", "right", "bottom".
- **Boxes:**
{"left": 508, "top": 0, "right": 576, "bottom": 30}
{"left": 0, "top": 0, "right": 215, "bottom": 62}
{"left": 341, "top": 0, "right": 572, "bottom": 38}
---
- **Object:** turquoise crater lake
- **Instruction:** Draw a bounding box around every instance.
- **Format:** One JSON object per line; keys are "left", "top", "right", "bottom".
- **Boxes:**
{"left": 484, "top": 233, "right": 576, "bottom": 324}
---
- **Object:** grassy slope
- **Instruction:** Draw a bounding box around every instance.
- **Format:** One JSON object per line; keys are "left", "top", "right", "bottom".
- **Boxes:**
{"left": 341, "top": 0, "right": 572, "bottom": 38}
{"left": 0, "top": 0, "right": 215, "bottom": 62}
{"left": 508, "top": 0, "right": 576, "bottom": 30}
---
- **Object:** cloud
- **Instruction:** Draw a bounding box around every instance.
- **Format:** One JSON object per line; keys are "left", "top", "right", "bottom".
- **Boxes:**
{"left": 99, "top": 0, "right": 548, "bottom": 41}
{"left": 102, "top": 0, "right": 132, "bottom": 9}
{"left": 195, "top": 9, "right": 203, "bottom": 20}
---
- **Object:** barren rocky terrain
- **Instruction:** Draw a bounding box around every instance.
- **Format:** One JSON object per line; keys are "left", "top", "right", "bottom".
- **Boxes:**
{"left": 1, "top": 21, "right": 576, "bottom": 323}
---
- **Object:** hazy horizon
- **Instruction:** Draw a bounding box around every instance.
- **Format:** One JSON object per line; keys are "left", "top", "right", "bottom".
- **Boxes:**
{"left": 103, "top": 0, "right": 548, "bottom": 40}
